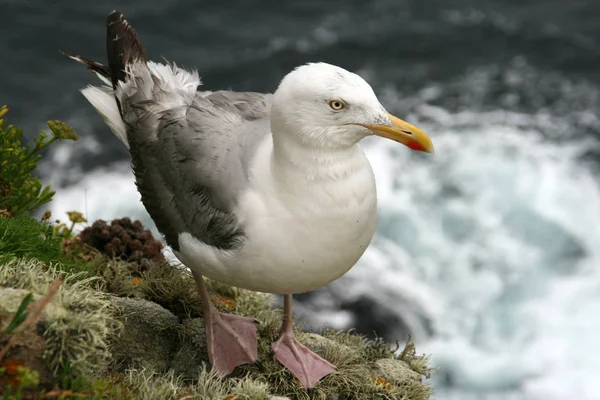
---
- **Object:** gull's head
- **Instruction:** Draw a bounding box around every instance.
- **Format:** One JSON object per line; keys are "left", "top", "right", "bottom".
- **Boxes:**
{"left": 271, "top": 62, "right": 433, "bottom": 153}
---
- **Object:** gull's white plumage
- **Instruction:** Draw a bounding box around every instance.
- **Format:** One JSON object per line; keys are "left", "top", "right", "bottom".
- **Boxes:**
{"left": 83, "top": 61, "right": 383, "bottom": 294}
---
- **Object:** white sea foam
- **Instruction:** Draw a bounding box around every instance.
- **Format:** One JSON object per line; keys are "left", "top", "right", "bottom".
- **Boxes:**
{"left": 46, "top": 79, "right": 600, "bottom": 399}
{"left": 346, "top": 103, "right": 600, "bottom": 399}
{"left": 46, "top": 161, "right": 157, "bottom": 236}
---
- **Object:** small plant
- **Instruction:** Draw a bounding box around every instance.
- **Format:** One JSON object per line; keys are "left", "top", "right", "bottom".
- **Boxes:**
{"left": 398, "top": 335, "right": 434, "bottom": 379}
{"left": 0, "top": 365, "right": 40, "bottom": 400}
{"left": 52, "top": 211, "right": 88, "bottom": 239}
{"left": 0, "top": 105, "right": 78, "bottom": 216}
{"left": 0, "top": 293, "right": 33, "bottom": 335}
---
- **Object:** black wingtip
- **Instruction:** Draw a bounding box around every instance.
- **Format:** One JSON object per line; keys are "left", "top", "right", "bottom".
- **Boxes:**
{"left": 58, "top": 49, "right": 74, "bottom": 62}
{"left": 59, "top": 49, "right": 82, "bottom": 62}
{"left": 107, "top": 9, "right": 124, "bottom": 26}
{"left": 60, "top": 50, "right": 111, "bottom": 80}
{"left": 106, "top": 9, "right": 146, "bottom": 89}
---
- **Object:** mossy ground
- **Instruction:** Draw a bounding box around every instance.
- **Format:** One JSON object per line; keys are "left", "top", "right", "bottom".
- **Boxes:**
{"left": 0, "top": 213, "right": 434, "bottom": 399}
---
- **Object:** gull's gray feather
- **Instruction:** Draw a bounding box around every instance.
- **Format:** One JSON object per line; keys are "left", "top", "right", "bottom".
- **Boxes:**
{"left": 64, "top": 10, "right": 272, "bottom": 251}
{"left": 149, "top": 92, "right": 270, "bottom": 249}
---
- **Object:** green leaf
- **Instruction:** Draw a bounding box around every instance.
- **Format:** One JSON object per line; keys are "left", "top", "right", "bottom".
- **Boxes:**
{"left": 1, "top": 292, "right": 33, "bottom": 334}
{"left": 1, "top": 385, "right": 11, "bottom": 400}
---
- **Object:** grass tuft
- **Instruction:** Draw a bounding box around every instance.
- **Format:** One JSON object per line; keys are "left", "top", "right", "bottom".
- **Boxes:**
{"left": 0, "top": 214, "right": 100, "bottom": 275}
{"left": 0, "top": 214, "right": 61, "bottom": 264}
{"left": 397, "top": 336, "right": 434, "bottom": 379}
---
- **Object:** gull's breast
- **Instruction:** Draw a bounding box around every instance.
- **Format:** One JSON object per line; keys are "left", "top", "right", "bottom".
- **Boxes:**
{"left": 232, "top": 170, "right": 378, "bottom": 294}
{"left": 177, "top": 140, "right": 378, "bottom": 294}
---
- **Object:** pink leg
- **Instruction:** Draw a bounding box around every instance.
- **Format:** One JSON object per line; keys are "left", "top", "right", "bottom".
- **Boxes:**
{"left": 272, "top": 294, "right": 336, "bottom": 389}
{"left": 192, "top": 272, "right": 258, "bottom": 376}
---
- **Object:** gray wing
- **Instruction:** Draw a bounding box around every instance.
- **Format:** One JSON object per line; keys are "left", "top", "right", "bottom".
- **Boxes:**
{"left": 127, "top": 90, "right": 272, "bottom": 251}
{"left": 73, "top": 11, "right": 271, "bottom": 251}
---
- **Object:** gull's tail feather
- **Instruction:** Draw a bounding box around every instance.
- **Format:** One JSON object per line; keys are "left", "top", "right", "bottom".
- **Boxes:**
{"left": 61, "top": 9, "right": 148, "bottom": 148}
{"left": 62, "top": 10, "right": 200, "bottom": 149}
{"left": 59, "top": 51, "right": 112, "bottom": 85}
{"left": 105, "top": 10, "right": 147, "bottom": 91}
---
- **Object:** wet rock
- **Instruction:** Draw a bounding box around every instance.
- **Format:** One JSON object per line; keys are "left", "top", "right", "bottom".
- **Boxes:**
{"left": 110, "top": 296, "right": 180, "bottom": 372}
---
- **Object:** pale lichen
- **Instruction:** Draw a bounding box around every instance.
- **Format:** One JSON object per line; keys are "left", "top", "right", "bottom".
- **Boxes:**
{"left": 0, "top": 256, "right": 433, "bottom": 399}
{"left": 123, "top": 366, "right": 231, "bottom": 400}
{"left": 231, "top": 376, "right": 270, "bottom": 399}
{"left": 0, "top": 257, "right": 122, "bottom": 377}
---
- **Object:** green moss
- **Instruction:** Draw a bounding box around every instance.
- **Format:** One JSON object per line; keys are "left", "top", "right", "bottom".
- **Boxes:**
{"left": 0, "top": 214, "right": 99, "bottom": 275}
{"left": 0, "top": 214, "right": 61, "bottom": 263}
{"left": 397, "top": 336, "right": 434, "bottom": 379}
{"left": 89, "top": 259, "right": 433, "bottom": 399}
{"left": 98, "top": 260, "right": 205, "bottom": 318}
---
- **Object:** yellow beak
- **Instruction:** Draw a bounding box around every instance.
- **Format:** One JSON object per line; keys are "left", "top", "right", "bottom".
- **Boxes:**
{"left": 363, "top": 113, "right": 434, "bottom": 154}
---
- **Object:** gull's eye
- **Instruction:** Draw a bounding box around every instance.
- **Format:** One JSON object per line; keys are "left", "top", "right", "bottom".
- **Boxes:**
{"left": 328, "top": 99, "right": 346, "bottom": 111}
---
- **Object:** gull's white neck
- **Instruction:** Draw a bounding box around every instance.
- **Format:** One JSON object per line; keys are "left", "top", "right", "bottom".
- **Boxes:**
{"left": 270, "top": 128, "right": 369, "bottom": 188}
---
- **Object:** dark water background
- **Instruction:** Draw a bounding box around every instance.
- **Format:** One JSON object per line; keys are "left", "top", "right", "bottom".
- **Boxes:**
{"left": 2, "top": 0, "right": 600, "bottom": 168}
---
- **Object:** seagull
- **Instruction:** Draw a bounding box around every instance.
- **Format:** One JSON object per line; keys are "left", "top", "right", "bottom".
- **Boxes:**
{"left": 63, "top": 10, "right": 434, "bottom": 389}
